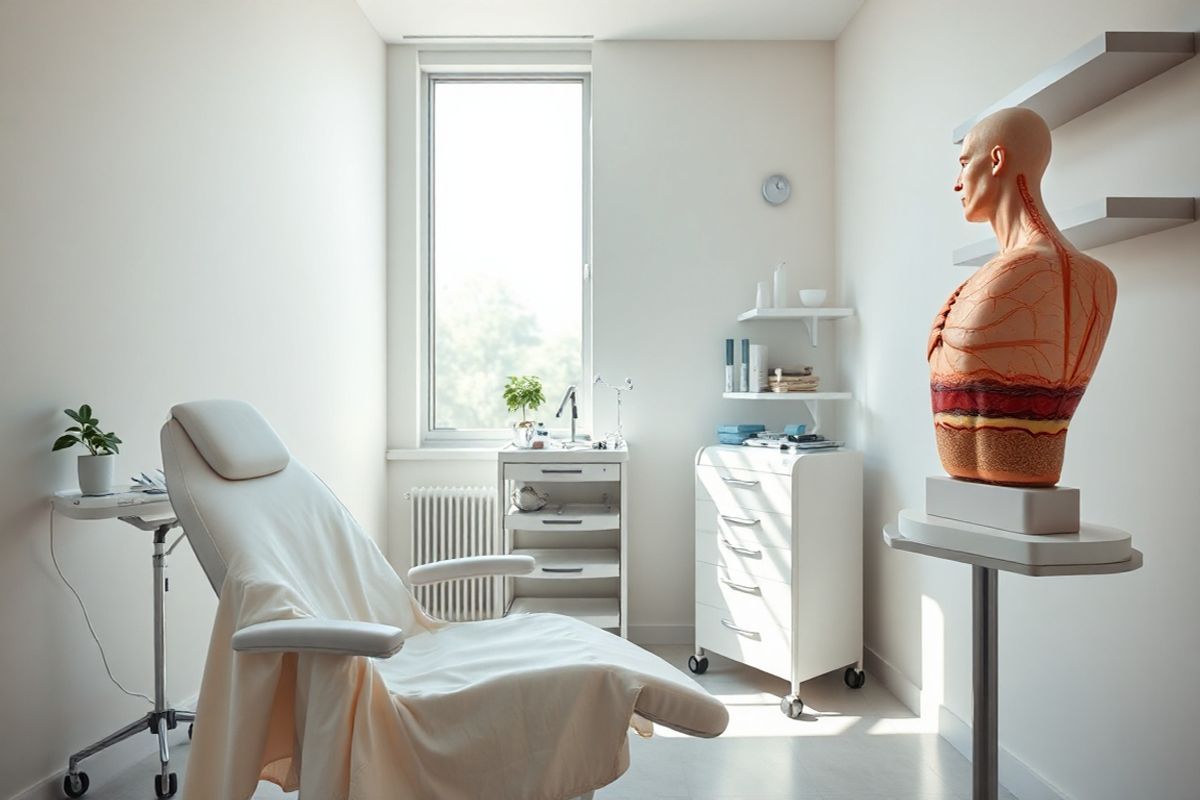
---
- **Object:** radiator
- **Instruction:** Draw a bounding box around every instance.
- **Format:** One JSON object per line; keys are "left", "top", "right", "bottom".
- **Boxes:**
{"left": 409, "top": 486, "right": 499, "bottom": 621}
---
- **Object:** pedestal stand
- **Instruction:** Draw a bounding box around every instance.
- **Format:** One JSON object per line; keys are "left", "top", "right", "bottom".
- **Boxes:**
{"left": 52, "top": 490, "right": 195, "bottom": 799}
{"left": 883, "top": 478, "right": 1142, "bottom": 800}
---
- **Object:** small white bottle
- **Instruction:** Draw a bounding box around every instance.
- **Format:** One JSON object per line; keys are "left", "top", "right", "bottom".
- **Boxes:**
{"left": 749, "top": 345, "right": 768, "bottom": 392}
{"left": 756, "top": 281, "right": 772, "bottom": 309}
{"left": 773, "top": 262, "right": 789, "bottom": 309}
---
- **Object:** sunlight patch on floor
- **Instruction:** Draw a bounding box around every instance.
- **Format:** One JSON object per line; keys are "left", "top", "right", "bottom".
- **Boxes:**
{"left": 866, "top": 714, "right": 939, "bottom": 735}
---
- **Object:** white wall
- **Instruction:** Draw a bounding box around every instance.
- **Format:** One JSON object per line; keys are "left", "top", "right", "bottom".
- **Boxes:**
{"left": 835, "top": 2, "right": 1200, "bottom": 798}
{"left": 591, "top": 41, "right": 836, "bottom": 638}
{"left": 385, "top": 41, "right": 838, "bottom": 642}
{"left": 0, "top": 2, "right": 385, "bottom": 797}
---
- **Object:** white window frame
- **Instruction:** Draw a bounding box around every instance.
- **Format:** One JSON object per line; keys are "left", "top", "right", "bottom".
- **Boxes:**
{"left": 418, "top": 69, "right": 593, "bottom": 445}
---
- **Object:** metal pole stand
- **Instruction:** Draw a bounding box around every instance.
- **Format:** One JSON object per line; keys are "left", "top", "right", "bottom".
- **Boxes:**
{"left": 62, "top": 519, "right": 195, "bottom": 799}
{"left": 972, "top": 565, "right": 998, "bottom": 800}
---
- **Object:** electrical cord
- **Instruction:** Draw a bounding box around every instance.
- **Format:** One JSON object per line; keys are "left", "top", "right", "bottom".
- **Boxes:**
{"left": 49, "top": 505, "right": 154, "bottom": 706}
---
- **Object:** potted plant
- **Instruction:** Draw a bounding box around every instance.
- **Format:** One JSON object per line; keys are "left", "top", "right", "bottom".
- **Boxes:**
{"left": 52, "top": 404, "right": 122, "bottom": 496}
{"left": 503, "top": 375, "right": 545, "bottom": 448}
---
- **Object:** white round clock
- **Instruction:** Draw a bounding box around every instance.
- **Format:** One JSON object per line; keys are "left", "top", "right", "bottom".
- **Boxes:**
{"left": 762, "top": 174, "right": 791, "bottom": 206}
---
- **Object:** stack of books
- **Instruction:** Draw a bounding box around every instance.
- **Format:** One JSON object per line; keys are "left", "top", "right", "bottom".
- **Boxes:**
{"left": 769, "top": 367, "right": 820, "bottom": 393}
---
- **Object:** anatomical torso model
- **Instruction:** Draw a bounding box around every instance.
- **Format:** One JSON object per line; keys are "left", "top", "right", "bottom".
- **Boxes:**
{"left": 929, "top": 108, "right": 1116, "bottom": 487}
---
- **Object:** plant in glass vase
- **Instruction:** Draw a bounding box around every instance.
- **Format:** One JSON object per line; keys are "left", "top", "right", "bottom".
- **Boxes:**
{"left": 52, "top": 404, "right": 122, "bottom": 496}
{"left": 503, "top": 375, "right": 545, "bottom": 448}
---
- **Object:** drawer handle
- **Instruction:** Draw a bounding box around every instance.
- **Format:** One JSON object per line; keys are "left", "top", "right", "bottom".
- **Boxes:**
{"left": 720, "top": 514, "right": 760, "bottom": 526}
{"left": 542, "top": 468, "right": 584, "bottom": 474}
{"left": 721, "top": 477, "right": 760, "bottom": 487}
{"left": 542, "top": 519, "right": 583, "bottom": 525}
{"left": 720, "top": 537, "right": 763, "bottom": 558}
{"left": 720, "top": 619, "right": 761, "bottom": 639}
{"left": 720, "top": 577, "right": 761, "bottom": 594}
{"left": 542, "top": 567, "right": 584, "bottom": 573}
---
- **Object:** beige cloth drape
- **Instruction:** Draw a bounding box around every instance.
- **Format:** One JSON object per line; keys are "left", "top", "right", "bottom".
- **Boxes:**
{"left": 182, "top": 497, "right": 684, "bottom": 800}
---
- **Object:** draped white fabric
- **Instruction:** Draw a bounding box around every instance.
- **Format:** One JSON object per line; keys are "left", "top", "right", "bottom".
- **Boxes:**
{"left": 163, "top": 415, "right": 726, "bottom": 800}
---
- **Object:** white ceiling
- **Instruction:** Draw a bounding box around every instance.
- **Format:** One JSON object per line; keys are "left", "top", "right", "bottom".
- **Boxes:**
{"left": 355, "top": 0, "right": 865, "bottom": 43}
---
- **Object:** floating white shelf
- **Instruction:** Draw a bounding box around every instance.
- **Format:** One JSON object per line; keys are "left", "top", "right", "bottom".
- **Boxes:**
{"left": 952, "top": 31, "right": 1196, "bottom": 143}
{"left": 723, "top": 392, "right": 851, "bottom": 401}
{"left": 511, "top": 548, "right": 620, "bottom": 580}
{"left": 737, "top": 307, "right": 854, "bottom": 346}
{"left": 507, "top": 596, "right": 620, "bottom": 629}
{"left": 953, "top": 196, "right": 1196, "bottom": 267}
{"left": 737, "top": 307, "right": 853, "bottom": 321}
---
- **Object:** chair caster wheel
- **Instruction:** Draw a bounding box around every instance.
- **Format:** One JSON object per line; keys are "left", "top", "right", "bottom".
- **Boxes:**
{"left": 63, "top": 771, "right": 90, "bottom": 798}
{"left": 154, "top": 772, "right": 178, "bottom": 798}
{"left": 687, "top": 655, "right": 708, "bottom": 674}
{"left": 780, "top": 694, "right": 804, "bottom": 719}
{"left": 844, "top": 667, "right": 866, "bottom": 689}
{"left": 187, "top": 723, "right": 193, "bottom": 740}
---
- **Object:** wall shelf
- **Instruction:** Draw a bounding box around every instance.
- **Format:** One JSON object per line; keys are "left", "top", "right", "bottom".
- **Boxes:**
{"left": 723, "top": 392, "right": 851, "bottom": 401}
{"left": 737, "top": 307, "right": 853, "bottom": 321}
{"left": 737, "top": 306, "right": 854, "bottom": 346}
{"left": 952, "top": 31, "right": 1196, "bottom": 143}
{"left": 953, "top": 196, "right": 1196, "bottom": 267}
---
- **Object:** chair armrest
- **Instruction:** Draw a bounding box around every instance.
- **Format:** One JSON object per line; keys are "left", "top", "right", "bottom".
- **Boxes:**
{"left": 408, "top": 555, "right": 536, "bottom": 586}
{"left": 232, "top": 619, "right": 405, "bottom": 658}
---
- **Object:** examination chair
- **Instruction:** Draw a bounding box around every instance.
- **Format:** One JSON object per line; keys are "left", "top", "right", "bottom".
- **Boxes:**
{"left": 161, "top": 399, "right": 727, "bottom": 799}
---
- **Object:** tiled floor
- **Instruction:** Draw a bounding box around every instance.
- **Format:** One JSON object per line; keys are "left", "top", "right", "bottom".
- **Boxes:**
{"left": 85, "top": 645, "right": 1014, "bottom": 799}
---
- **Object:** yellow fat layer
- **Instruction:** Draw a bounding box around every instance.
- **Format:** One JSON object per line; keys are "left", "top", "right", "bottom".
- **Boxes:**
{"left": 933, "top": 413, "right": 1069, "bottom": 435}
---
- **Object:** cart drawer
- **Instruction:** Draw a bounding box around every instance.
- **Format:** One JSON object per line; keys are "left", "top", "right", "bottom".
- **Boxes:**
{"left": 696, "top": 527, "right": 792, "bottom": 585}
{"left": 695, "top": 602, "right": 791, "bottom": 682}
{"left": 695, "top": 499, "right": 792, "bottom": 553}
{"left": 696, "top": 465, "right": 792, "bottom": 517}
{"left": 506, "top": 463, "right": 619, "bottom": 483}
{"left": 505, "top": 504, "right": 619, "bottom": 532}
{"left": 694, "top": 561, "right": 792, "bottom": 631}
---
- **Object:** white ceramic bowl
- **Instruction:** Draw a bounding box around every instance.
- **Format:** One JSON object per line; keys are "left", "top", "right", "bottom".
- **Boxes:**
{"left": 798, "top": 289, "right": 827, "bottom": 307}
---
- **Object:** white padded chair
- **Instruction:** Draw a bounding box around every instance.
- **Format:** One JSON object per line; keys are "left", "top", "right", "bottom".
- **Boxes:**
{"left": 162, "top": 399, "right": 727, "bottom": 799}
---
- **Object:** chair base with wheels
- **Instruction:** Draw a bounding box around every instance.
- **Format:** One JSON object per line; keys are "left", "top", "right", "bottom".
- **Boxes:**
{"left": 59, "top": 515, "right": 196, "bottom": 798}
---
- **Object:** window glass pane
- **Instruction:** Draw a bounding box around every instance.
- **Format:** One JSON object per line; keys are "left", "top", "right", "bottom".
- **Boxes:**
{"left": 432, "top": 80, "right": 583, "bottom": 430}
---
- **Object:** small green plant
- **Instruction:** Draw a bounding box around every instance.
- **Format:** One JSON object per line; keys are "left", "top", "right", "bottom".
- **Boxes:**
{"left": 503, "top": 375, "right": 545, "bottom": 423}
{"left": 52, "top": 405, "right": 122, "bottom": 456}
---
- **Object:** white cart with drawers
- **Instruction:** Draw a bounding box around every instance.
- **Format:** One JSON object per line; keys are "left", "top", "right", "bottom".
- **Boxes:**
{"left": 691, "top": 445, "right": 864, "bottom": 717}
{"left": 498, "top": 445, "right": 629, "bottom": 638}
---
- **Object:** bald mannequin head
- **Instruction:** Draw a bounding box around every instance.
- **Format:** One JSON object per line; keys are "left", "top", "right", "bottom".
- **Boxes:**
{"left": 955, "top": 107, "right": 1052, "bottom": 223}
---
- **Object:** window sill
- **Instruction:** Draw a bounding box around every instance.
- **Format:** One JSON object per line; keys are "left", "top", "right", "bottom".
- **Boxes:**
{"left": 386, "top": 447, "right": 503, "bottom": 462}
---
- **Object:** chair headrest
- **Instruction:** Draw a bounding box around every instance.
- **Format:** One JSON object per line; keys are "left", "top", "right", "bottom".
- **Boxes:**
{"left": 170, "top": 400, "right": 290, "bottom": 480}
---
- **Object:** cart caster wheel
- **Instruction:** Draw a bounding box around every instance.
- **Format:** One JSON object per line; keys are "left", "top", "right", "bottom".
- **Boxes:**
{"left": 780, "top": 694, "right": 804, "bottom": 719}
{"left": 154, "top": 772, "right": 178, "bottom": 798}
{"left": 63, "top": 771, "right": 90, "bottom": 798}
{"left": 187, "top": 723, "right": 193, "bottom": 740}
{"left": 844, "top": 667, "right": 866, "bottom": 690}
{"left": 687, "top": 655, "right": 709, "bottom": 675}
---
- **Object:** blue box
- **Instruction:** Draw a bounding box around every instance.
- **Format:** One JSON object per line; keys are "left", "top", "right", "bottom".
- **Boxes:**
{"left": 717, "top": 424, "right": 766, "bottom": 434}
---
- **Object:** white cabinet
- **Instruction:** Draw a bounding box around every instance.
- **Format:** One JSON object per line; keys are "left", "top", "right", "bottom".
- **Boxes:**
{"left": 498, "top": 445, "right": 628, "bottom": 637}
{"left": 692, "top": 445, "right": 863, "bottom": 716}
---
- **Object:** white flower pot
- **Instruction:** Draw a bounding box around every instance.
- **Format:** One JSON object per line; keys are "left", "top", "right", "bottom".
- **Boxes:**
{"left": 78, "top": 454, "right": 116, "bottom": 496}
{"left": 512, "top": 422, "right": 535, "bottom": 448}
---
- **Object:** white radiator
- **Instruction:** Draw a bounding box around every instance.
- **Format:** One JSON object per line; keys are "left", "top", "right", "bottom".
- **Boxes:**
{"left": 409, "top": 486, "right": 498, "bottom": 621}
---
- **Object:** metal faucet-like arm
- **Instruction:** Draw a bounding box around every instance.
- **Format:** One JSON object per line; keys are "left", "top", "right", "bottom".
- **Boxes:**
{"left": 555, "top": 385, "right": 578, "bottom": 442}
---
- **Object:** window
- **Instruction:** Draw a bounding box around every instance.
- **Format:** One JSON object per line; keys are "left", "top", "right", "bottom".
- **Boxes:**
{"left": 424, "top": 75, "right": 590, "bottom": 440}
